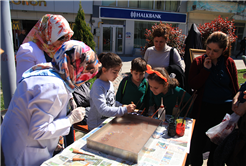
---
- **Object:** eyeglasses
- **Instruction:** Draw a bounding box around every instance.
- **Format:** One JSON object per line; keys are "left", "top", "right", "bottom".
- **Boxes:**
{"left": 58, "top": 36, "right": 66, "bottom": 41}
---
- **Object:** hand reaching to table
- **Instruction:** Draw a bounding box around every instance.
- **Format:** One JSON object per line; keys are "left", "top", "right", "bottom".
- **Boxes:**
{"left": 68, "top": 107, "right": 86, "bottom": 125}
{"left": 126, "top": 104, "right": 136, "bottom": 113}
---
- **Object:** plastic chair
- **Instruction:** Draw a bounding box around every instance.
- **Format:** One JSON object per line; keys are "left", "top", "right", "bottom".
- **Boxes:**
{"left": 73, "top": 123, "right": 89, "bottom": 134}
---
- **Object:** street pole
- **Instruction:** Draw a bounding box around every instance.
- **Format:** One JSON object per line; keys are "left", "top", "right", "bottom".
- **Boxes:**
{"left": 1, "top": 0, "right": 17, "bottom": 109}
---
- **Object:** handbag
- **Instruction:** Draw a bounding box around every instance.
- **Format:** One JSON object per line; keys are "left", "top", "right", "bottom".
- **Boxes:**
{"left": 72, "top": 82, "right": 91, "bottom": 107}
{"left": 206, "top": 113, "right": 240, "bottom": 145}
{"left": 165, "top": 48, "right": 186, "bottom": 89}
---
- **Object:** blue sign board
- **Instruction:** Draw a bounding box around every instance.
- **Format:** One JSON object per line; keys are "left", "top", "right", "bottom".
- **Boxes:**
{"left": 100, "top": 7, "right": 186, "bottom": 23}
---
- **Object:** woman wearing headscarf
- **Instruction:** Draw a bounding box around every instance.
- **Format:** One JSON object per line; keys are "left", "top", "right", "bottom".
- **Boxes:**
{"left": 16, "top": 14, "right": 74, "bottom": 84}
{"left": 1, "top": 40, "right": 100, "bottom": 166}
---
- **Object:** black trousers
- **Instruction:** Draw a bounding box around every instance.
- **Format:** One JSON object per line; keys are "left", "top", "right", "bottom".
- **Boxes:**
{"left": 188, "top": 101, "right": 233, "bottom": 166}
{"left": 64, "top": 125, "right": 74, "bottom": 147}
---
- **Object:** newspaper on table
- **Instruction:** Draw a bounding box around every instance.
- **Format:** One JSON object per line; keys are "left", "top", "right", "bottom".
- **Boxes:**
{"left": 41, "top": 116, "right": 194, "bottom": 166}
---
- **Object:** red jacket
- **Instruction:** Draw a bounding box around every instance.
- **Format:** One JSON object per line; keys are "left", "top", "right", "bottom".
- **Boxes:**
{"left": 188, "top": 54, "right": 239, "bottom": 121}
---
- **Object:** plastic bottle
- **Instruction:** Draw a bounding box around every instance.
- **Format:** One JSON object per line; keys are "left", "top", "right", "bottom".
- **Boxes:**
{"left": 158, "top": 97, "right": 165, "bottom": 122}
{"left": 172, "top": 99, "right": 179, "bottom": 117}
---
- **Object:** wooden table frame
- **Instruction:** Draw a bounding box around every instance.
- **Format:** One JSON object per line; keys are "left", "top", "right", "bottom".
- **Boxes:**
{"left": 182, "top": 119, "right": 196, "bottom": 166}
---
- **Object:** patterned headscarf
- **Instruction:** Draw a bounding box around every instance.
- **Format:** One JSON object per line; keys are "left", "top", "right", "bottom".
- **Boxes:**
{"left": 33, "top": 40, "right": 100, "bottom": 91}
{"left": 22, "top": 14, "right": 74, "bottom": 58}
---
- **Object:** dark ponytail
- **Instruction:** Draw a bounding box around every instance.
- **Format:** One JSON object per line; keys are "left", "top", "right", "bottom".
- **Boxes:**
{"left": 97, "top": 52, "right": 122, "bottom": 78}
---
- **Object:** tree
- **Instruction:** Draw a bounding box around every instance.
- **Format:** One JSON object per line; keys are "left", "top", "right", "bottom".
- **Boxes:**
{"left": 73, "top": 2, "right": 96, "bottom": 51}
{"left": 198, "top": 15, "right": 237, "bottom": 48}
{"left": 142, "top": 22, "right": 186, "bottom": 57}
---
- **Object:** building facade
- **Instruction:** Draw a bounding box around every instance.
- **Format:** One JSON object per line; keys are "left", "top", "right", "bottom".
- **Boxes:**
{"left": 10, "top": 0, "right": 93, "bottom": 51}
{"left": 186, "top": 0, "right": 246, "bottom": 55}
{"left": 92, "top": 0, "right": 186, "bottom": 55}
{"left": 9, "top": 0, "right": 246, "bottom": 56}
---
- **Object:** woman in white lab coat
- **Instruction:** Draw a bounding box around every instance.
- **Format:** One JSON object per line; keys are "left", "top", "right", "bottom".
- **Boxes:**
{"left": 16, "top": 14, "right": 74, "bottom": 84}
{"left": 1, "top": 40, "right": 100, "bottom": 166}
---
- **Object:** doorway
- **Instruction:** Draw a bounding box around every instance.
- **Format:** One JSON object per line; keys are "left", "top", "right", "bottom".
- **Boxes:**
{"left": 101, "top": 24, "right": 124, "bottom": 54}
{"left": 232, "top": 23, "right": 245, "bottom": 56}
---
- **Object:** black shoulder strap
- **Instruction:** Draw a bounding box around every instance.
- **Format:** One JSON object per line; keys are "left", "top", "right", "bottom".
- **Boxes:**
{"left": 44, "top": 51, "right": 52, "bottom": 62}
{"left": 121, "top": 76, "right": 128, "bottom": 99}
{"left": 169, "top": 47, "right": 174, "bottom": 65}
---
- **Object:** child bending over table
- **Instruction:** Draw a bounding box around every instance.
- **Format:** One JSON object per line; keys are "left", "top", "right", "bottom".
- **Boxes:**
{"left": 116, "top": 57, "right": 150, "bottom": 114}
{"left": 146, "top": 65, "right": 192, "bottom": 117}
{"left": 88, "top": 52, "right": 136, "bottom": 130}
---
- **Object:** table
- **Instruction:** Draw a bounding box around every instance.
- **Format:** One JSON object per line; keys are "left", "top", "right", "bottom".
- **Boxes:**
{"left": 42, "top": 116, "right": 195, "bottom": 166}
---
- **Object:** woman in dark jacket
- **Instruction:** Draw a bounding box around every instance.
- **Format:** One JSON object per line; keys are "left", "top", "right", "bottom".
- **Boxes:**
{"left": 188, "top": 31, "right": 239, "bottom": 166}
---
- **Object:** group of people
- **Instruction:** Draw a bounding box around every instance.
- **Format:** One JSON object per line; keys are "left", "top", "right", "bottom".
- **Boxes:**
{"left": 141, "top": 23, "right": 244, "bottom": 166}
{"left": 1, "top": 14, "right": 246, "bottom": 166}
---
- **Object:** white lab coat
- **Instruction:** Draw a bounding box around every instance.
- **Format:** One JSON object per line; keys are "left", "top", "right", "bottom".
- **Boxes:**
{"left": 1, "top": 74, "right": 71, "bottom": 166}
{"left": 16, "top": 41, "right": 46, "bottom": 84}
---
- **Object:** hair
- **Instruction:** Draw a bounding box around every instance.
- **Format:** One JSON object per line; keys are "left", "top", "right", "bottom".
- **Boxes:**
{"left": 97, "top": 52, "right": 122, "bottom": 78}
{"left": 152, "top": 24, "right": 171, "bottom": 40}
{"left": 131, "top": 57, "right": 147, "bottom": 72}
{"left": 147, "top": 67, "right": 179, "bottom": 88}
{"left": 206, "top": 31, "right": 231, "bottom": 58}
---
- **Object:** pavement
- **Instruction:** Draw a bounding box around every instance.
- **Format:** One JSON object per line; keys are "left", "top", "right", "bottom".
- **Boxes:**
{"left": 75, "top": 55, "right": 245, "bottom": 166}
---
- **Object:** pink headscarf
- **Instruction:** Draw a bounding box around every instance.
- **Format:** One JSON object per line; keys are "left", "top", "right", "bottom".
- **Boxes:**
{"left": 23, "top": 14, "right": 74, "bottom": 58}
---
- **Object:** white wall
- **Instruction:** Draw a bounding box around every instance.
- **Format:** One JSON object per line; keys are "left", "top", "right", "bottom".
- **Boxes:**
{"left": 125, "top": 20, "right": 135, "bottom": 55}
{"left": 93, "top": 0, "right": 102, "bottom": 6}
{"left": 93, "top": 18, "right": 103, "bottom": 54}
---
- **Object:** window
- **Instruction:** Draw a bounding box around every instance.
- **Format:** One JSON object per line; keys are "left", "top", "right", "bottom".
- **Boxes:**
{"left": 155, "top": 1, "right": 164, "bottom": 10}
{"left": 139, "top": 0, "right": 153, "bottom": 9}
{"left": 231, "top": 23, "right": 245, "bottom": 53}
{"left": 118, "top": 1, "right": 128, "bottom": 7}
{"left": 134, "top": 21, "right": 158, "bottom": 48}
{"left": 102, "top": 1, "right": 116, "bottom": 7}
{"left": 165, "top": 1, "right": 178, "bottom": 11}
{"left": 123, "top": 0, "right": 180, "bottom": 11}
{"left": 134, "top": 22, "right": 178, "bottom": 48}
{"left": 129, "top": 1, "right": 138, "bottom": 8}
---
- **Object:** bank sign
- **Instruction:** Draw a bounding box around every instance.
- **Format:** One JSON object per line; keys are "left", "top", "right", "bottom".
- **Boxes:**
{"left": 100, "top": 7, "right": 186, "bottom": 23}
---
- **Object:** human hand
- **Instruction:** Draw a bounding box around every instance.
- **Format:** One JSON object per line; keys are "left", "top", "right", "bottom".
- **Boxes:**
{"left": 126, "top": 104, "right": 136, "bottom": 113}
{"left": 243, "top": 73, "right": 246, "bottom": 79}
{"left": 232, "top": 92, "right": 240, "bottom": 112}
{"left": 233, "top": 102, "right": 246, "bottom": 116}
{"left": 232, "top": 100, "right": 239, "bottom": 112}
{"left": 243, "top": 91, "right": 246, "bottom": 99}
{"left": 204, "top": 56, "right": 212, "bottom": 69}
{"left": 68, "top": 107, "right": 86, "bottom": 125}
